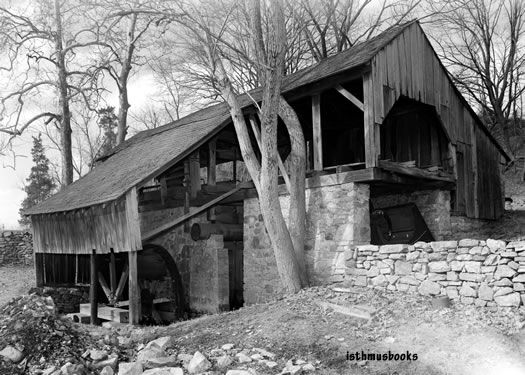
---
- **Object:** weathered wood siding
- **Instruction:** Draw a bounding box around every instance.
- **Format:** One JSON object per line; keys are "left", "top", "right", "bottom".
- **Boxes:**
{"left": 370, "top": 22, "right": 503, "bottom": 219}
{"left": 32, "top": 194, "right": 142, "bottom": 254}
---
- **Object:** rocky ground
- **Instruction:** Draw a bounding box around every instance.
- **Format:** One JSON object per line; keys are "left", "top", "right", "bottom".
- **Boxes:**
{"left": 2, "top": 283, "right": 525, "bottom": 375}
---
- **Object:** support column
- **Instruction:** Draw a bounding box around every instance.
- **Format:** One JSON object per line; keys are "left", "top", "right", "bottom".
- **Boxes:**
{"left": 128, "top": 250, "right": 141, "bottom": 325}
{"left": 34, "top": 253, "right": 44, "bottom": 287}
{"left": 208, "top": 139, "right": 217, "bottom": 222}
{"left": 189, "top": 151, "right": 201, "bottom": 198}
{"left": 363, "top": 72, "right": 379, "bottom": 167}
{"left": 90, "top": 249, "right": 99, "bottom": 325}
{"left": 311, "top": 94, "right": 323, "bottom": 171}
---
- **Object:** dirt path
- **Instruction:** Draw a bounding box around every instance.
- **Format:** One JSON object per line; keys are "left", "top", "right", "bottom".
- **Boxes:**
{"left": 0, "top": 265, "right": 35, "bottom": 308}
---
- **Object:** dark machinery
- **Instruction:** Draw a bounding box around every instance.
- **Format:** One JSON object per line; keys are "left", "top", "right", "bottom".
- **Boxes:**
{"left": 370, "top": 203, "right": 434, "bottom": 245}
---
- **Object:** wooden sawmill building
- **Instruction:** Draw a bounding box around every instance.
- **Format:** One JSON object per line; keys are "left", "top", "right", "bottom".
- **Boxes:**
{"left": 25, "top": 21, "right": 509, "bottom": 324}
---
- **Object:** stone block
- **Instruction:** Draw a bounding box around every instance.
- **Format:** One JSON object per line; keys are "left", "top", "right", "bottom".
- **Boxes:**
{"left": 397, "top": 283, "right": 410, "bottom": 292}
{"left": 354, "top": 276, "right": 367, "bottom": 286}
{"left": 418, "top": 280, "right": 441, "bottom": 295}
{"left": 460, "top": 296, "right": 475, "bottom": 304}
{"left": 398, "top": 276, "right": 420, "bottom": 286}
{"left": 446, "top": 271, "right": 458, "bottom": 281}
{"left": 458, "top": 273, "right": 483, "bottom": 282}
{"left": 428, "top": 261, "right": 450, "bottom": 273}
{"left": 500, "top": 251, "right": 518, "bottom": 258}
{"left": 507, "top": 241, "right": 525, "bottom": 249}
{"left": 483, "top": 254, "right": 499, "bottom": 266}
{"left": 459, "top": 285, "right": 477, "bottom": 297}
{"left": 428, "top": 273, "right": 446, "bottom": 281}
{"left": 494, "top": 292, "right": 521, "bottom": 307}
{"left": 406, "top": 251, "right": 420, "bottom": 261}
{"left": 475, "top": 299, "right": 487, "bottom": 307}
{"left": 494, "top": 287, "right": 513, "bottom": 297}
{"left": 456, "top": 254, "right": 473, "bottom": 261}
{"left": 394, "top": 260, "right": 412, "bottom": 275}
{"left": 459, "top": 239, "right": 479, "bottom": 247}
{"left": 450, "top": 261, "right": 464, "bottom": 271}
{"left": 464, "top": 261, "right": 481, "bottom": 273}
{"left": 446, "top": 287, "right": 459, "bottom": 299}
{"left": 371, "top": 275, "right": 387, "bottom": 287}
{"left": 513, "top": 274, "right": 525, "bottom": 283}
{"left": 494, "top": 265, "right": 516, "bottom": 280}
{"left": 478, "top": 283, "right": 493, "bottom": 301}
{"left": 366, "top": 266, "right": 380, "bottom": 277}
{"left": 508, "top": 261, "right": 520, "bottom": 270}
{"left": 386, "top": 275, "right": 399, "bottom": 284}
{"left": 486, "top": 239, "right": 506, "bottom": 252}
{"left": 513, "top": 283, "right": 525, "bottom": 292}
{"left": 430, "top": 241, "right": 457, "bottom": 251}
{"left": 379, "top": 244, "right": 408, "bottom": 254}
{"left": 494, "top": 278, "right": 513, "bottom": 287}
{"left": 481, "top": 266, "right": 496, "bottom": 273}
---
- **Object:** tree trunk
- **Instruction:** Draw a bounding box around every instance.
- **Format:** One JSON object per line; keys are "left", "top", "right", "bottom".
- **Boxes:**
{"left": 116, "top": 14, "right": 137, "bottom": 145}
{"left": 279, "top": 97, "right": 308, "bottom": 286}
{"left": 54, "top": 0, "right": 73, "bottom": 186}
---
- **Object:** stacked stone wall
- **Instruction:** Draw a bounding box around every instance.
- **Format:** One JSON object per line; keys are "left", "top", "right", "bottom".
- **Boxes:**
{"left": 346, "top": 239, "right": 525, "bottom": 307}
{"left": 244, "top": 182, "right": 370, "bottom": 304}
{"left": 0, "top": 231, "right": 32, "bottom": 265}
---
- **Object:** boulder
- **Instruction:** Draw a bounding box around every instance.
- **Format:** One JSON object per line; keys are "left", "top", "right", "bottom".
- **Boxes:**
{"left": 118, "top": 362, "right": 143, "bottom": 375}
{"left": 0, "top": 345, "right": 24, "bottom": 363}
{"left": 225, "top": 370, "right": 256, "bottom": 375}
{"left": 187, "top": 351, "right": 211, "bottom": 374}
{"left": 236, "top": 352, "right": 252, "bottom": 363}
{"left": 494, "top": 292, "right": 521, "bottom": 307}
{"left": 100, "top": 366, "right": 115, "bottom": 375}
{"left": 216, "top": 355, "right": 233, "bottom": 368}
{"left": 137, "top": 348, "right": 166, "bottom": 364}
{"left": 142, "top": 357, "right": 178, "bottom": 370}
{"left": 142, "top": 369, "right": 183, "bottom": 375}
{"left": 145, "top": 337, "right": 173, "bottom": 352}
{"left": 90, "top": 349, "right": 108, "bottom": 361}
{"left": 221, "top": 343, "right": 235, "bottom": 351}
{"left": 254, "top": 348, "right": 276, "bottom": 359}
{"left": 418, "top": 280, "right": 441, "bottom": 295}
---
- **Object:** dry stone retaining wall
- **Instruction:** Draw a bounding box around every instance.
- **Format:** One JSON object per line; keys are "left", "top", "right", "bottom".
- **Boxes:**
{"left": 346, "top": 239, "right": 525, "bottom": 307}
{"left": 0, "top": 231, "right": 32, "bottom": 265}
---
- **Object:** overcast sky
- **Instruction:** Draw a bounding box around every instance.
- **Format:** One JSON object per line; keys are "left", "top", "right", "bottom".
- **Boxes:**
{"left": 0, "top": 74, "right": 157, "bottom": 229}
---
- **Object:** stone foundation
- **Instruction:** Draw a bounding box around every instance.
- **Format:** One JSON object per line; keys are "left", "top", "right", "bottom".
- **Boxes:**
{"left": 0, "top": 231, "right": 32, "bottom": 265}
{"left": 29, "top": 286, "right": 89, "bottom": 314}
{"left": 371, "top": 190, "right": 451, "bottom": 240}
{"left": 346, "top": 239, "right": 525, "bottom": 307}
{"left": 140, "top": 209, "right": 229, "bottom": 314}
{"left": 243, "top": 182, "right": 370, "bottom": 304}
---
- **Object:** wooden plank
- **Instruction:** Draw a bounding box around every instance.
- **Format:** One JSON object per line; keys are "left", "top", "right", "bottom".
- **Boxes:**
{"left": 142, "top": 183, "right": 246, "bottom": 241}
{"left": 315, "top": 300, "right": 374, "bottom": 320}
{"left": 90, "top": 250, "right": 99, "bottom": 325}
{"left": 80, "top": 304, "right": 129, "bottom": 323}
{"left": 159, "top": 177, "right": 167, "bottom": 205}
{"left": 311, "top": 94, "right": 323, "bottom": 171}
{"left": 115, "top": 263, "right": 129, "bottom": 302}
{"left": 363, "top": 72, "right": 378, "bottom": 167}
{"left": 128, "top": 250, "right": 140, "bottom": 325}
{"left": 378, "top": 160, "right": 455, "bottom": 182}
{"left": 335, "top": 85, "right": 364, "bottom": 111}
{"left": 98, "top": 272, "right": 112, "bottom": 302}
{"left": 109, "top": 250, "right": 117, "bottom": 293}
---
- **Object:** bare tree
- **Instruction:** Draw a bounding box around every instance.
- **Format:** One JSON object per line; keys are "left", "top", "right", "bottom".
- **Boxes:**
{"left": 428, "top": 0, "right": 525, "bottom": 155}
{"left": 153, "top": 0, "right": 308, "bottom": 291}
{"left": 0, "top": 0, "right": 102, "bottom": 186}
{"left": 93, "top": 0, "right": 161, "bottom": 144}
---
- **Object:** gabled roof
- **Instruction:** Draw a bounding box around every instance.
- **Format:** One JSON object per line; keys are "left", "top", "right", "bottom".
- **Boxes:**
{"left": 26, "top": 21, "right": 412, "bottom": 215}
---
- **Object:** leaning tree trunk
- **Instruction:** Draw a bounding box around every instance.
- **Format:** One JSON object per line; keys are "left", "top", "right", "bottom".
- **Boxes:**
{"left": 54, "top": 0, "right": 73, "bottom": 186}
{"left": 279, "top": 97, "right": 308, "bottom": 286}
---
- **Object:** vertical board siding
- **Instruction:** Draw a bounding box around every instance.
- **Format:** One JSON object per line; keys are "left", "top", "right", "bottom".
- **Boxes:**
{"left": 31, "top": 196, "right": 140, "bottom": 254}
{"left": 371, "top": 22, "right": 504, "bottom": 219}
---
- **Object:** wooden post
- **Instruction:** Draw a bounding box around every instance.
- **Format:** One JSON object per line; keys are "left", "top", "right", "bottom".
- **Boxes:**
{"left": 363, "top": 72, "right": 379, "bottom": 167}
{"left": 311, "top": 94, "right": 323, "bottom": 171}
{"left": 189, "top": 151, "right": 201, "bottom": 198}
{"left": 90, "top": 249, "right": 99, "bottom": 325}
{"left": 184, "top": 160, "right": 190, "bottom": 232}
{"left": 109, "top": 249, "right": 117, "bottom": 299}
{"left": 208, "top": 139, "right": 217, "bottom": 222}
{"left": 125, "top": 187, "right": 142, "bottom": 325}
{"left": 159, "top": 176, "right": 167, "bottom": 205}
{"left": 34, "top": 253, "right": 44, "bottom": 287}
{"left": 128, "top": 250, "right": 140, "bottom": 325}
{"left": 233, "top": 148, "right": 238, "bottom": 182}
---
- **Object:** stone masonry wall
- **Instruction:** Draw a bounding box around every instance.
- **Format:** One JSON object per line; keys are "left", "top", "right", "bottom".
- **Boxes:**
{"left": 29, "top": 286, "right": 89, "bottom": 314}
{"left": 346, "top": 239, "right": 525, "bottom": 307}
{"left": 140, "top": 209, "right": 229, "bottom": 314}
{"left": 371, "top": 190, "right": 451, "bottom": 240}
{"left": 0, "top": 231, "right": 33, "bottom": 265}
{"left": 244, "top": 182, "right": 370, "bottom": 304}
